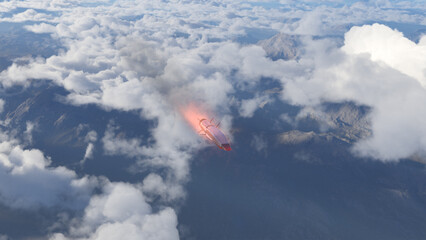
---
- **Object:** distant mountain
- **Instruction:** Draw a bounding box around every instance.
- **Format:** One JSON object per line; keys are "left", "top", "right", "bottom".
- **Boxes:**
{"left": 258, "top": 33, "right": 300, "bottom": 61}
{"left": 279, "top": 103, "right": 371, "bottom": 145}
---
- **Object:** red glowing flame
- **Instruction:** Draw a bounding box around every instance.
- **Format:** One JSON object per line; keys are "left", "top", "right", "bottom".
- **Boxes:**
{"left": 180, "top": 103, "right": 232, "bottom": 151}
{"left": 179, "top": 103, "right": 209, "bottom": 132}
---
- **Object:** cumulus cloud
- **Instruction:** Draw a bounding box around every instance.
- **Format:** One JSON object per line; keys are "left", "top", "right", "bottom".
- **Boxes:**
{"left": 281, "top": 24, "right": 426, "bottom": 161}
{"left": 0, "top": 124, "right": 179, "bottom": 238}
{"left": 0, "top": 123, "right": 179, "bottom": 238}
{"left": 0, "top": 9, "right": 56, "bottom": 23}
{"left": 342, "top": 24, "right": 426, "bottom": 87}
{"left": 0, "top": 130, "right": 98, "bottom": 209}
{"left": 24, "top": 22, "right": 57, "bottom": 33}
{"left": 142, "top": 173, "right": 185, "bottom": 203}
{"left": 50, "top": 182, "right": 179, "bottom": 240}
{"left": 101, "top": 121, "right": 191, "bottom": 202}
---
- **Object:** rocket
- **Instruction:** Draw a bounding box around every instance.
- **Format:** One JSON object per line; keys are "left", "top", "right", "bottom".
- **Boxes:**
{"left": 198, "top": 118, "right": 231, "bottom": 151}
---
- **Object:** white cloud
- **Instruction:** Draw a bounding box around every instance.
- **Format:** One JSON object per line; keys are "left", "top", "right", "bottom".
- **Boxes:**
{"left": 51, "top": 182, "right": 179, "bottom": 240}
{"left": 85, "top": 130, "right": 98, "bottom": 143}
{"left": 0, "top": 130, "right": 98, "bottom": 209}
{"left": 342, "top": 23, "right": 426, "bottom": 87}
{"left": 0, "top": 124, "right": 179, "bottom": 238}
{"left": 0, "top": 121, "right": 179, "bottom": 239}
{"left": 0, "top": 9, "right": 57, "bottom": 23}
{"left": 102, "top": 123, "right": 146, "bottom": 158}
{"left": 142, "top": 173, "right": 185, "bottom": 203}
{"left": 23, "top": 121, "right": 36, "bottom": 144}
{"left": 101, "top": 121, "right": 192, "bottom": 202}
{"left": 81, "top": 130, "right": 97, "bottom": 164}
{"left": 281, "top": 24, "right": 426, "bottom": 161}
{"left": 24, "top": 22, "right": 57, "bottom": 33}
{"left": 239, "top": 95, "right": 270, "bottom": 118}
{"left": 82, "top": 143, "right": 95, "bottom": 162}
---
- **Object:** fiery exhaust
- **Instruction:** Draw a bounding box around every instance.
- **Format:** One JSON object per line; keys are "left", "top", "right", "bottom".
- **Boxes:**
{"left": 179, "top": 103, "right": 209, "bottom": 132}
{"left": 179, "top": 103, "right": 232, "bottom": 151}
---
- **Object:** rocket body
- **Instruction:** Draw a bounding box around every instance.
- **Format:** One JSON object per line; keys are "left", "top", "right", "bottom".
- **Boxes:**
{"left": 199, "top": 119, "right": 231, "bottom": 151}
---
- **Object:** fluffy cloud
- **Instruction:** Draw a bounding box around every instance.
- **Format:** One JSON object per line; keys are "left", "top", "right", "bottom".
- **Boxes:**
{"left": 142, "top": 173, "right": 185, "bottom": 203}
{"left": 0, "top": 4, "right": 278, "bottom": 196}
{"left": 101, "top": 122, "right": 190, "bottom": 202}
{"left": 0, "top": 9, "right": 57, "bottom": 23}
{"left": 0, "top": 125, "right": 179, "bottom": 238}
{"left": 50, "top": 182, "right": 178, "bottom": 240}
{"left": 101, "top": 122, "right": 146, "bottom": 158}
{"left": 281, "top": 24, "right": 426, "bottom": 161}
{"left": 0, "top": 130, "right": 98, "bottom": 209}
{"left": 0, "top": 124, "right": 179, "bottom": 238}
{"left": 342, "top": 24, "right": 426, "bottom": 87}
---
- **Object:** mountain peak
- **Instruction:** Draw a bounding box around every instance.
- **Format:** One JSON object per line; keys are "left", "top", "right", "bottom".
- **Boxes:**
{"left": 258, "top": 33, "right": 300, "bottom": 61}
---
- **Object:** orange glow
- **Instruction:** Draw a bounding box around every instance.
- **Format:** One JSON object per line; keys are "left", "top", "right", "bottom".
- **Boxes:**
{"left": 179, "top": 103, "right": 210, "bottom": 132}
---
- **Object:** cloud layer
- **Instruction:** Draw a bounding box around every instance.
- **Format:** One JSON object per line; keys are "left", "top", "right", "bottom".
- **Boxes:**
{"left": 0, "top": 0, "right": 425, "bottom": 239}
